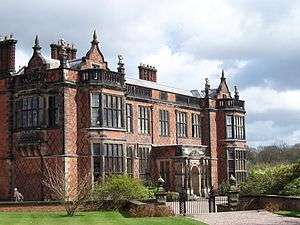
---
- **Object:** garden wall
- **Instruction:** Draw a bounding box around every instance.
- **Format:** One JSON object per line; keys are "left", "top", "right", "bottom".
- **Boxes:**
{"left": 0, "top": 201, "right": 64, "bottom": 212}
{"left": 239, "top": 195, "right": 300, "bottom": 211}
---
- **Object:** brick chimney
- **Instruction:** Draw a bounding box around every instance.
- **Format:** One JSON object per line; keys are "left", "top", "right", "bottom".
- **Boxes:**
{"left": 0, "top": 34, "right": 17, "bottom": 74}
{"left": 138, "top": 63, "right": 157, "bottom": 82}
{"left": 50, "top": 39, "right": 77, "bottom": 60}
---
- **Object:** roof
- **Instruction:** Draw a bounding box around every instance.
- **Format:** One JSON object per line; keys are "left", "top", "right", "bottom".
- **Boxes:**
{"left": 126, "top": 77, "right": 203, "bottom": 98}
{"left": 69, "top": 58, "right": 82, "bottom": 69}
{"left": 44, "top": 57, "right": 60, "bottom": 69}
{"left": 12, "top": 59, "right": 207, "bottom": 99}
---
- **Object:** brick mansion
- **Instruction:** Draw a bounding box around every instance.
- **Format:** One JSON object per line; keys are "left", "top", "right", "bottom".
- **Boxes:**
{"left": 0, "top": 31, "right": 247, "bottom": 200}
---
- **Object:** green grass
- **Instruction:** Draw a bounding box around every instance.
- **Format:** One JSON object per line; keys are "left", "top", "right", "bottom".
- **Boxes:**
{"left": 0, "top": 211, "right": 207, "bottom": 225}
{"left": 277, "top": 210, "right": 300, "bottom": 218}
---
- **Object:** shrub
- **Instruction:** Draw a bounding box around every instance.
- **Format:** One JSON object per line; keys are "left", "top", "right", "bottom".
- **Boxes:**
{"left": 143, "top": 180, "right": 158, "bottom": 199}
{"left": 240, "top": 163, "right": 299, "bottom": 196}
{"left": 92, "top": 175, "right": 151, "bottom": 209}
{"left": 166, "top": 192, "right": 179, "bottom": 201}
{"left": 129, "top": 204, "right": 174, "bottom": 217}
{"left": 218, "top": 181, "right": 230, "bottom": 195}
{"left": 280, "top": 177, "right": 300, "bottom": 196}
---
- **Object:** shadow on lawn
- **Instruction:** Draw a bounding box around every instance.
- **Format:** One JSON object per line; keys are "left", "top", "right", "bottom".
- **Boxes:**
{"left": 46, "top": 214, "right": 86, "bottom": 219}
{"left": 277, "top": 211, "right": 300, "bottom": 218}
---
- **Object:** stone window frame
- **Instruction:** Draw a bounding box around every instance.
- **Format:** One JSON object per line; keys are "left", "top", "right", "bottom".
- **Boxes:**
{"left": 14, "top": 96, "right": 40, "bottom": 129}
{"left": 192, "top": 113, "right": 201, "bottom": 138}
{"left": 90, "top": 92, "right": 124, "bottom": 128}
{"left": 138, "top": 145, "right": 151, "bottom": 180}
{"left": 138, "top": 106, "right": 151, "bottom": 134}
{"left": 227, "top": 148, "right": 247, "bottom": 183}
{"left": 126, "top": 145, "right": 135, "bottom": 176}
{"left": 14, "top": 95, "right": 59, "bottom": 129}
{"left": 91, "top": 142, "right": 125, "bottom": 183}
{"left": 48, "top": 95, "right": 59, "bottom": 127}
{"left": 225, "top": 115, "right": 245, "bottom": 140}
{"left": 159, "top": 109, "right": 169, "bottom": 136}
{"left": 126, "top": 103, "right": 133, "bottom": 133}
{"left": 176, "top": 111, "right": 188, "bottom": 138}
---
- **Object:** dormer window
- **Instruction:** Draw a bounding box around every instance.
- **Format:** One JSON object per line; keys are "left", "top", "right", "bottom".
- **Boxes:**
{"left": 160, "top": 91, "right": 168, "bottom": 101}
{"left": 92, "top": 64, "right": 100, "bottom": 69}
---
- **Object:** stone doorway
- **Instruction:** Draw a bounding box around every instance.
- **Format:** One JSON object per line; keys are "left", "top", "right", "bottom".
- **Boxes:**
{"left": 191, "top": 166, "right": 200, "bottom": 196}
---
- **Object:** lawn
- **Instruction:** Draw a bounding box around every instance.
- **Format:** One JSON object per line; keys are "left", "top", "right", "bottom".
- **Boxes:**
{"left": 0, "top": 211, "right": 207, "bottom": 225}
{"left": 277, "top": 210, "right": 300, "bottom": 218}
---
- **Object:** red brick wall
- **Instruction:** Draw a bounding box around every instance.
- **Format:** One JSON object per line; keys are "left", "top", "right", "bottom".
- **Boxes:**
{"left": 125, "top": 99, "right": 203, "bottom": 146}
{"left": 0, "top": 79, "right": 10, "bottom": 199}
{"left": 64, "top": 87, "right": 78, "bottom": 155}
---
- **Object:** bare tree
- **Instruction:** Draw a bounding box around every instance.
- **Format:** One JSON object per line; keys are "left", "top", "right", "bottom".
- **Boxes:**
{"left": 42, "top": 162, "right": 91, "bottom": 216}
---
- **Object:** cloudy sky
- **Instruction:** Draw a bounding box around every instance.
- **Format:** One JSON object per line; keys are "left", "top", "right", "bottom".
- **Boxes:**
{"left": 1, "top": 0, "right": 300, "bottom": 147}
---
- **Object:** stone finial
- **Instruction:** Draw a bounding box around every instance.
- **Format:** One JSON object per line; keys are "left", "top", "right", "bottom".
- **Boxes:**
{"left": 221, "top": 69, "right": 226, "bottom": 81}
{"left": 33, "top": 35, "right": 41, "bottom": 52}
{"left": 234, "top": 85, "right": 239, "bottom": 100}
{"left": 156, "top": 177, "right": 166, "bottom": 204}
{"left": 158, "top": 176, "right": 165, "bottom": 186}
{"left": 205, "top": 78, "right": 210, "bottom": 86}
{"left": 91, "top": 30, "right": 99, "bottom": 45}
{"left": 229, "top": 174, "right": 236, "bottom": 186}
{"left": 59, "top": 41, "right": 68, "bottom": 68}
{"left": 118, "top": 54, "right": 123, "bottom": 63}
{"left": 205, "top": 78, "right": 210, "bottom": 98}
{"left": 117, "top": 54, "right": 125, "bottom": 75}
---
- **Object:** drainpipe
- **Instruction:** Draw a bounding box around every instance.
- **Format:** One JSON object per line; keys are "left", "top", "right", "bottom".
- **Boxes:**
{"left": 175, "top": 109, "right": 178, "bottom": 145}
{"left": 151, "top": 106, "right": 154, "bottom": 145}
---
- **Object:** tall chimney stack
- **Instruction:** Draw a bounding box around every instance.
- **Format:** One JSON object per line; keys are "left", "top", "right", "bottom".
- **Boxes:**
{"left": 0, "top": 34, "right": 17, "bottom": 75}
{"left": 50, "top": 39, "right": 77, "bottom": 60}
{"left": 138, "top": 63, "right": 157, "bottom": 82}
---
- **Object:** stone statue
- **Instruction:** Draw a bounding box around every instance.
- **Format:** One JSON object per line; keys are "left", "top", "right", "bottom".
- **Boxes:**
{"left": 13, "top": 188, "right": 24, "bottom": 202}
{"left": 229, "top": 174, "right": 237, "bottom": 192}
{"left": 228, "top": 175, "right": 239, "bottom": 210}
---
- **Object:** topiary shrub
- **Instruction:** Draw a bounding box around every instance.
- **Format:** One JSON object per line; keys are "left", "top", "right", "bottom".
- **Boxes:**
{"left": 129, "top": 204, "right": 174, "bottom": 217}
{"left": 280, "top": 177, "right": 300, "bottom": 196}
{"left": 92, "top": 175, "right": 152, "bottom": 209}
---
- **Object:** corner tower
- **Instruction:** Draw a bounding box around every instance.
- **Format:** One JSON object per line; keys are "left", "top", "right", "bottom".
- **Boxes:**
{"left": 0, "top": 35, "right": 17, "bottom": 199}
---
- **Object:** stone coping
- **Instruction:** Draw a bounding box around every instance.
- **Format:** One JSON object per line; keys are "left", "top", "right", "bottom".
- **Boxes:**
{"left": 241, "top": 195, "right": 300, "bottom": 200}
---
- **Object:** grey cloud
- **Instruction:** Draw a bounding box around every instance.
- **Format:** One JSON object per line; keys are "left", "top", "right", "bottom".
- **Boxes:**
{"left": 233, "top": 58, "right": 300, "bottom": 90}
{"left": 1, "top": 0, "right": 300, "bottom": 146}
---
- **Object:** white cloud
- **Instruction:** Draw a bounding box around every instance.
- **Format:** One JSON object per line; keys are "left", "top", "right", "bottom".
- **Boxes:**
{"left": 139, "top": 46, "right": 247, "bottom": 90}
{"left": 3, "top": 0, "right": 300, "bottom": 146}
{"left": 15, "top": 49, "right": 29, "bottom": 70}
{"left": 241, "top": 87, "right": 300, "bottom": 113}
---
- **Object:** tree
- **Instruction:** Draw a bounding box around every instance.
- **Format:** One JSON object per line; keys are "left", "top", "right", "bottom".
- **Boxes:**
{"left": 92, "top": 175, "right": 152, "bottom": 210}
{"left": 248, "top": 143, "right": 300, "bottom": 166}
{"left": 42, "top": 162, "right": 91, "bottom": 216}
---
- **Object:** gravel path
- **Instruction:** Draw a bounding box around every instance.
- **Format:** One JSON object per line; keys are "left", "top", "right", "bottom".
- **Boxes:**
{"left": 190, "top": 210, "right": 300, "bottom": 225}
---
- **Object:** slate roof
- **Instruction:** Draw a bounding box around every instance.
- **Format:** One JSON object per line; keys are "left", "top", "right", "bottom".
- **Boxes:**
{"left": 126, "top": 77, "right": 203, "bottom": 98}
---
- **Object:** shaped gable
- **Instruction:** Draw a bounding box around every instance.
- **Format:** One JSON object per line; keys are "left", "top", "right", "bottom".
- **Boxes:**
{"left": 25, "top": 35, "right": 47, "bottom": 73}
{"left": 216, "top": 70, "right": 231, "bottom": 99}
{"left": 80, "top": 31, "right": 108, "bottom": 70}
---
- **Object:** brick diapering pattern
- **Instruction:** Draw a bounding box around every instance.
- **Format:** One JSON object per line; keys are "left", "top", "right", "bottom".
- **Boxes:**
{"left": 0, "top": 79, "right": 11, "bottom": 199}
{"left": 0, "top": 34, "right": 247, "bottom": 200}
